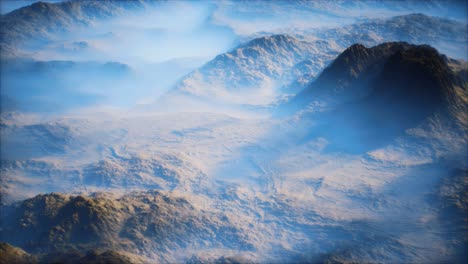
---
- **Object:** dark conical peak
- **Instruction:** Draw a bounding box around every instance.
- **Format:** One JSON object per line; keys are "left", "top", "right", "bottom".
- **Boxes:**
{"left": 338, "top": 42, "right": 413, "bottom": 63}
{"left": 391, "top": 13, "right": 439, "bottom": 22}
{"left": 347, "top": 43, "right": 367, "bottom": 51}
{"left": 372, "top": 43, "right": 461, "bottom": 110}
{"left": 334, "top": 43, "right": 370, "bottom": 73}
{"left": 341, "top": 43, "right": 367, "bottom": 56}
{"left": 318, "top": 41, "right": 413, "bottom": 82}
{"left": 292, "top": 42, "right": 466, "bottom": 153}
{"left": 21, "top": 192, "right": 69, "bottom": 210}
{"left": 297, "top": 42, "right": 463, "bottom": 107}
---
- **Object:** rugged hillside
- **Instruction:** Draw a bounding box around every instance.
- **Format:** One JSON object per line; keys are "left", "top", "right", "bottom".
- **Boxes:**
{"left": 292, "top": 42, "right": 467, "bottom": 152}
{"left": 173, "top": 34, "right": 339, "bottom": 103}
{"left": 0, "top": 191, "right": 252, "bottom": 263}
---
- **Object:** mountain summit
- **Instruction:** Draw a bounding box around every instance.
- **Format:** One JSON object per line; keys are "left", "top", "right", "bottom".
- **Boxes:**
{"left": 297, "top": 42, "right": 465, "bottom": 107}
{"left": 292, "top": 42, "right": 467, "bottom": 152}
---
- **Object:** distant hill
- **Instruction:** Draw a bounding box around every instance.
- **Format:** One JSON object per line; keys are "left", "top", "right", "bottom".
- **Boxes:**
{"left": 0, "top": 0, "right": 154, "bottom": 57}
{"left": 313, "top": 13, "right": 467, "bottom": 59}
{"left": 173, "top": 34, "right": 338, "bottom": 103}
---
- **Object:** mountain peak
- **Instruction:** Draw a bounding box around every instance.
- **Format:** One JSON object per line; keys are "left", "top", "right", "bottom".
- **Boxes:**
{"left": 347, "top": 43, "right": 367, "bottom": 51}
{"left": 173, "top": 33, "right": 327, "bottom": 99}
{"left": 290, "top": 42, "right": 466, "bottom": 153}
{"left": 314, "top": 41, "right": 413, "bottom": 87}
{"left": 295, "top": 42, "right": 464, "bottom": 109}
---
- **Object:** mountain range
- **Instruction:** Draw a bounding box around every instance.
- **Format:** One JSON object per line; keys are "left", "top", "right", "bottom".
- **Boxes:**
{"left": 0, "top": 1, "right": 467, "bottom": 263}
{"left": 0, "top": 0, "right": 154, "bottom": 56}
{"left": 170, "top": 13, "right": 466, "bottom": 106}
{"left": 1, "top": 40, "right": 467, "bottom": 263}
{"left": 311, "top": 13, "right": 467, "bottom": 58}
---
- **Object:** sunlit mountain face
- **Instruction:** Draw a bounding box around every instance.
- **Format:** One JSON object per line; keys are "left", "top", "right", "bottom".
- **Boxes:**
{"left": 0, "top": 0, "right": 467, "bottom": 263}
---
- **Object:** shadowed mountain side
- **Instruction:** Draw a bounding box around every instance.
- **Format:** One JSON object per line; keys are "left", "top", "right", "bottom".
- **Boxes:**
{"left": 294, "top": 42, "right": 422, "bottom": 104}
{"left": 291, "top": 42, "right": 467, "bottom": 153}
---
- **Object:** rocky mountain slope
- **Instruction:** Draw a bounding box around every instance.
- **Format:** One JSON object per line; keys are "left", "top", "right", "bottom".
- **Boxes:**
{"left": 291, "top": 42, "right": 467, "bottom": 152}
{"left": 172, "top": 34, "right": 339, "bottom": 104}
{"left": 296, "top": 41, "right": 466, "bottom": 104}
{"left": 0, "top": 190, "right": 254, "bottom": 263}
{"left": 0, "top": 242, "right": 149, "bottom": 264}
{"left": 296, "top": 42, "right": 416, "bottom": 103}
